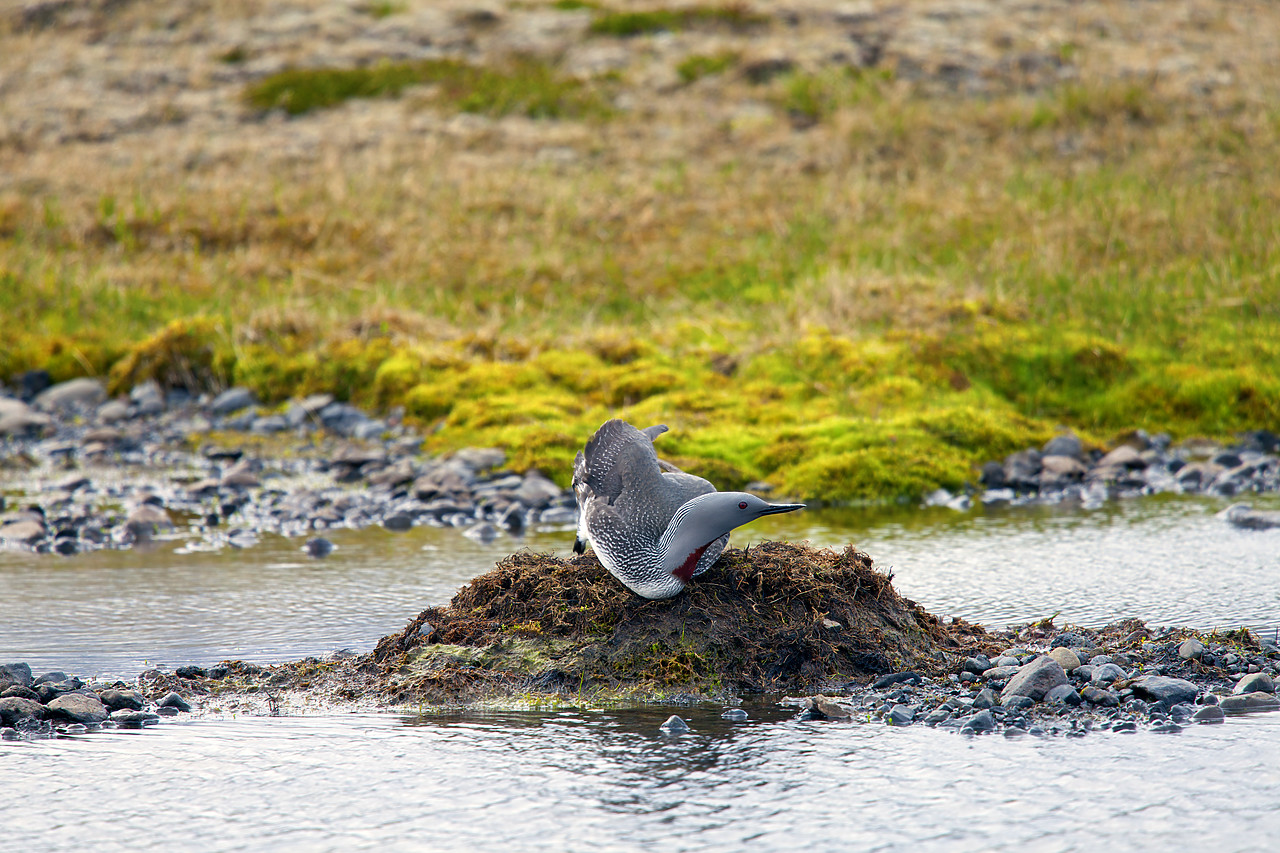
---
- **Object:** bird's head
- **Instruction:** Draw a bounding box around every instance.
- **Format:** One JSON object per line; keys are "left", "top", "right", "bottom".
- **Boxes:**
{"left": 666, "top": 492, "right": 805, "bottom": 582}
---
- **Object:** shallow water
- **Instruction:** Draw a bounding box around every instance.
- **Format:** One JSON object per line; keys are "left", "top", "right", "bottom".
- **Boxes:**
{"left": 1, "top": 493, "right": 1277, "bottom": 678}
{"left": 4, "top": 493, "right": 1280, "bottom": 852}
{"left": 3, "top": 706, "right": 1279, "bottom": 852}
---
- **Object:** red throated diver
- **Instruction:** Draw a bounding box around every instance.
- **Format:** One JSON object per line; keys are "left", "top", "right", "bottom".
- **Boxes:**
{"left": 572, "top": 419, "right": 804, "bottom": 599}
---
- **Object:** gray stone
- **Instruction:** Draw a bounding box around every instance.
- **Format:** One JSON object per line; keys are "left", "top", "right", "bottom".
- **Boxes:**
{"left": 0, "top": 407, "right": 54, "bottom": 436}
{"left": 34, "top": 377, "right": 106, "bottom": 412}
{"left": 96, "top": 399, "right": 132, "bottom": 423}
{"left": 97, "top": 688, "right": 145, "bottom": 711}
{"left": 0, "top": 519, "right": 46, "bottom": 546}
{"left": 318, "top": 403, "right": 370, "bottom": 436}
{"left": 720, "top": 709, "right": 748, "bottom": 721}
{"left": 1192, "top": 705, "right": 1226, "bottom": 724}
{"left": 1233, "top": 672, "right": 1275, "bottom": 694}
{"left": 1091, "top": 663, "right": 1127, "bottom": 683}
{"left": 1080, "top": 685, "right": 1119, "bottom": 707}
{"left": 1043, "top": 432, "right": 1084, "bottom": 459}
{"left": 1097, "top": 445, "right": 1146, "bottom": 469}
{"left": 383, "top": 513, "right": 414, "bottom": 532}
{"left": 1220, "top": 693, "right": 1280, "bottom": 714}
{"left": 1044, "top": 684, "right": 1082, "bottom": 706}
{"left": 515, "top": 472, "right": 564, "bottom": 509}
{"left": 463, "top": 522, "right": 500, "bottom": 543}
{"left": 813, "top": 697, "right": 856, "bottom": 719}
{"left": 210, "top": 387, "right": 257, "bottom": 415}
{"left": 125, "top": 503, "right": 173, "bottom": 538}
{"left": 1000, "top": 655, "right": 1068, "bottom": 703}
{"left": 129, "top": 380, "right": 166, "bottom": 416}
{"left": 961, "top": 655, "right": 991, "bottom": 675}
{"left": 157, "top": 691, "right": 192, "bottom": 712}
{"left": 972, "top": 688, "right": 999, "bottom": 709}
{"left": 1178, "top": 638, "right": 1206, "bottom": 660}
{"left": 660, "top": 714, "right": 689, "bottom": 733}
{"left": 109, "top": 709, "right": 160, "bottom": 727}
{"left": 251, "top": 415, "right": 288, "bottom": 433}
{"left": 303, "top": 537, "right": 334, "bottom": 558}
{"left": 0, "top": 696, "right": 46, "bottom": 726}
{"left": 1130, "top": 676, "right": 1199, "bottom": 707}
{"left": 1223, "top": 504, "right": 1280, "bottom": 530}
{"left": 452, "top": 447, "right": 507, "bottom": 471}
{"left": 45, "top": 693, "right": 108, "bottom": 724}
{"left": 886, "top": 704, "right": 916, "bottom": 726}
{"left": 1049, "top": 632, "right": 1093, "bottom": 649}
{"left": 1004, "top": 695, "right": 1036, "bottom": 711}
{"left": 922, "top": 707, "right": 951, "bottom": 725}
{"left": 0, "top": 663, "right": 33, "bottom": 688}
{"left": 961, "top": 709, "right": 996, "bottom": 733}
{"left": 982, "top": 665, "right": 1020, "bottom": 680}
{"left": 1040, "top": 455, "right": 1088, "bottom": 485}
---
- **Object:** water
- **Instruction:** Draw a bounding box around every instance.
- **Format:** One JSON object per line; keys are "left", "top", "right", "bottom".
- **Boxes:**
{"left": 3, "top": 493, "right": 1280, "bottom": 851}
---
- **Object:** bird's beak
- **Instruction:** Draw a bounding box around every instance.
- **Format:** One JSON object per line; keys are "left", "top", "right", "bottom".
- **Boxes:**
{"left": 760, "top": 503, "right": 805, "bottom": 516}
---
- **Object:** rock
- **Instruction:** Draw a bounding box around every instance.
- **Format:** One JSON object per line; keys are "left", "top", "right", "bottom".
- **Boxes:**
{"left": 812, "top": 697, "right": 856, "bottom": 719}
{"left": 659, "top": 714, "right": 689, "bottom": 733}
{"left": 972, "top": 688, "right": 999, "bottom": 709}
{"left": 157, "top": 691, "right": 192, "bottom": 712}
{"left": 463, "top": 522, "right": 500, "bottom": 543}
{"left": 1090, "top": 663, "right": 1127, "bottom": 683}
{"left": 0, "top": 696, "right": 46, "bottom": 726}
{"left": 1219, "top": 693, "right": 1280, "bottom": 713}
{"left": 1, "top": 685, "right": 39, "bottom": 701}
{"left": 97, "top": 688, "right": 145, "bottom": 711}
{"left": 1130, "top": 676, "right": 1199, "bottom": 707}
{"left": 1044, "top": 684, "right": 1082, "bottom": 706}
{"left": 109, "top": 709, "right": 160, "bottom": 728}
{"left": 125, "top": 503, "right": 173, "bottom": 539}
{"left": 721, "top": 708, "right": 748, "bottom": 721}
{"left": 45, "top": 692, "right": 108, "bottom": 724}
{"left": 1192, "top": 705, "right": 1226, "bottom": 724}
{"left": 1043, "top": 432, "right": 1084, "bottom": 459}
{"left": 961, "top": 654, "right": 991, "bottom": 675}
{"left": 1040, "top": 455, "right": 1088, "bottom": 485}
{"left": 872, "top": 671, "right": 922, "bottom": 689}
{"left": 514, "top": 472, "right": 564, "bottom": 508}
{"left": 1049, "top": 632, "right": 1093, "bottom": 650}
{"left": 452, "top": 447, "right": 506, "bottom": 471}
{"left": 33, "top": 377, "right": 106, "bottom": 412}
{"left": 1003, "top": 449, "right": 1042, "bottom": 490}
{"left": 0, "top": 519, "right": 46, "bottom": 546}
{"left": 318, "top": 402, "right": 370, "bottom": 436}
{"left": 0, "top": 402, "right": 54, "bottom": 436}
{"left": 1178, "top": 638, "right": 1206, "bottom": 660}
{"left": 303, "top": 537, "right": 334, "bottom": 558}
{"left": 1000, "top": 655, "right": 1068, "bottom": 703}
{"left": 1080, "top": 685, "right": 1119, "bottom": 707}
{"left": 383, "top": 513, "right": 414, "bottom": 532}
{"left": 1097, "top": 445, "right": 1146, "bottom": 469}
{"left": 175, "top": 665, "right": 206, "bottom": 679}
{"left": 210, "top": 387, "right": 257, "bottom": 415}
{"left": 960, "top": 709, "right": 996, "bottom": 733}
{"left": 1047, "top": 647, "right": 1080, "bottom": 671}
{"left": 96, "top": 399, "right": 132, "bottom": 423}
{"left": 1223, "top": 504, "right": 1280, "bottom": 530}
{"left": 1233, "top": 672, "right": 1275, "bottom": 694}
{"left": 885, "top": 704, "right": 916, "bottom": 726}
{"left": 982, "top": 665, "right": 1020, "bottom": 680}
{"left": 1004, "top": 695, "right": 1036, "bottom": 711}
{"left": 129, "top": 380, "right": 165, "bottom": 416}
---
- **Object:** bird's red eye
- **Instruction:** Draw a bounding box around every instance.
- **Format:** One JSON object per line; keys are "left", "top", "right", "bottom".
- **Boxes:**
{"left": 738, "top": 501, "right": 748, "bottom": 509}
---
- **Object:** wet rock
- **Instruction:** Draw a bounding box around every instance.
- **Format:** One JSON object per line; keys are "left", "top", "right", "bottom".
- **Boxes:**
{"left": 452, "top": 447, "right": 506, "bottom": 471}
{"left": 514, "top": 472, "right": 563, "bottom": 508}
{"left": 97, "top": 688, "right": 145, "bottom": 711}
{"left": 176, "top": 665, "right": 207, "bottom": 679}
{"left": 1000, "top": 655, "right": 1067, "bottom": 703}
{"left": 0, "top": 402, "right": 54, "bottom": 436}
{"left": 130, "top": 380, "right": 165, "bottom": 416}
{"left": 721, "top": 708, "right": 748, "bottom": 721}
{"left": 125, "top": 503, "right": 173, "bottom": 539}
{"left": 157, "top": 691, "right": 193, "bottom": 712}
{"left": 383, "top": 513, "right": 414, "bottom": 532}
{"left": 109, "top": 709, "right": 159, "bottom": 728}
{"left": 1, "top": 685, "right": 39, "bottom": 701}
{"left": 463, "top": 522, "right": 500, "bottom": 543}
{"left": 33, "top": 377, "right": 106, "bottom": 412}
{"left": 885, "top": 704, "right": 916, "bottom": 726}
{"left": 1096, "top": 445, "right": 1146, "bottom": 470}
{"left": 872, "top": 671, "right": 922, "bottom": 689}
{"left": 972, "top": 688, "right": 999, "bottom": 709}
{"left": 812, "top": 697, "right": 856, "bottom": 719}
{"left": 961, "top": 654, "right": 991, "bottom": 675}
{"left": 210, "top": 387, "right": 257, "bottom": 415}
{"left": 0, "top": 696, "right": 46, "bottom": 726}
{"left": 1090, "top": 663, "right": 1127, "bottom": 684}
{"left": 45, "top": 692, "right": 108, "bottom": 724}
{"left": 1040, "top": 455, "right": 1087, "bottom": 486}
{"left": 960, "top": 709, "right": 996, "bottom": 734}
{"left": 1130, "top": 676, "right": 1199, "bottom": 707}
{"left": 659, "top": 714, "right": 689, "bottom": 733}
{"left": 1233, "top": 672, "right": 1275, "bottom": 695}
{"left": 1219, "top": 693, "right": 1280, "bottom": 713}
{"left": 1178, "top": 638, "right": 1206, "bottom": 660}
{"left": 1222, "top": 504, "right": 1280, "bottom": 530}
{"left": 1192, "top": 705, "right": 1226, "bottom": 724}
{"left": 303, "top": 537, "right": 334, "bottom": 558}
{"left": 1003, "top": 448, "right": 1042, "bottom": 490}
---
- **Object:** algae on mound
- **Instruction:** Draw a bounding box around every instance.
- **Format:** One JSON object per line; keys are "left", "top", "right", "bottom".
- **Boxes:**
{"left": 365, "top": 542, "right": 997, "bottom": 705}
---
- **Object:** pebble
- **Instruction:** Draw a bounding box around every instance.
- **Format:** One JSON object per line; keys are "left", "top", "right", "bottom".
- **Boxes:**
{"left": 1232, "top": 672, "right": 1275, "bottom": 695}
{"left": 1000, "top": 656, "right": 1067, "bottom": 703}
{"left": 157, "top": 691, "right": 192, "bottom": 712}
{"left": 1178, "top": 638, "right": 1206, "bottom": 660}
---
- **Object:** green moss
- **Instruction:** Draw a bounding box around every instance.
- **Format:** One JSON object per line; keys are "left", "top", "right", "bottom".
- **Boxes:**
{"left": 676, "top": 51, "right": 738, "bottom": 84}
{"left": 588, "top": 4, "right": 767, "bottom": 37}
{"left": 244, "top": 57, "right": 610, "bottom": 119}
{"left": 107, "top": 316, "right": 232, "bottom": 395}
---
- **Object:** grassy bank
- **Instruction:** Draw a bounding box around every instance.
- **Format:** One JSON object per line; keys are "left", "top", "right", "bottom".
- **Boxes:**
{"left": 2, "top": 7, "right": 1278, "bottom": 501}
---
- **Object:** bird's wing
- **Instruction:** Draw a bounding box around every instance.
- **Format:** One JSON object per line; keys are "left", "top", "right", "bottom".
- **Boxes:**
{"left": 574, "top": 419, "right": 667, "bottom": 507}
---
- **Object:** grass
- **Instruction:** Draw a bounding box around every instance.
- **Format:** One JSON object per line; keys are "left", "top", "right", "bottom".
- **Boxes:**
{"left": 4, "top": 33, "right": 1280, "bottom": 504}
{"left": 676, "top": 51, "right": 738, "bottom": 84}
{"left": 243, "top": 57, "right": 611, "bottom": 118}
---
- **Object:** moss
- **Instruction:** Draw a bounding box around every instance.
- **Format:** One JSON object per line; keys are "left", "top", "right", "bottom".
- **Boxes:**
{"left": 107, "top": 316, "right": 231, "bottom": 395}
{"left": 588, "top": 5, "right": 767, "bottom": 38}
{"left": 676, "top": 51, "right": 739, "bottom": 84}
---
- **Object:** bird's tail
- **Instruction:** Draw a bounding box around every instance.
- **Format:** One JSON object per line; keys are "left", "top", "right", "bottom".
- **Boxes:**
{"left": 573, "top": 537, "right": 586, "bottom": 555}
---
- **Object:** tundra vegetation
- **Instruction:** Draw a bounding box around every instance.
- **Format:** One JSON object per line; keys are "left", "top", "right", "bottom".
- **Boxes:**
{"left": 1, "top": 0, "right": 1277, "bottom": 503}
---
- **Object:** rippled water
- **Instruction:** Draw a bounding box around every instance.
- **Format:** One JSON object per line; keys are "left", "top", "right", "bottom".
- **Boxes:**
{"left": 4, "top": 706, "right": 1280, "bottom": 852}
{"left": 3, "top": 493, "right": 1280, "bottom": 852}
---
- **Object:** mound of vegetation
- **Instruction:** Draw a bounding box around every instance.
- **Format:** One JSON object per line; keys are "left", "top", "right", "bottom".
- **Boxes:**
{"left": 365, "top": 542, "right": 997, "bottom": 704}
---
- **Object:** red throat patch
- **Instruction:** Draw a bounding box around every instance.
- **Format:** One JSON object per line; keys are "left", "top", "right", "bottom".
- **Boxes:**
{"left": 672, "top": 544, "right": 709, "bottom": 583}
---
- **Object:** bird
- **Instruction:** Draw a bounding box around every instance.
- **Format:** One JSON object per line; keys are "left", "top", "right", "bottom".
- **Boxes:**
{"left": 572, "top": 419, "right": 804, "bottom": 599}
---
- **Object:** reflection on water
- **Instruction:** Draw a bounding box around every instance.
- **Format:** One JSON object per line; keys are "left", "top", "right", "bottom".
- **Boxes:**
{"left": 4, "top": 706, "right": 1280, "bottom": 852}
{"left": 1, "top": 494, "right": 1278, "bottom": 679}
